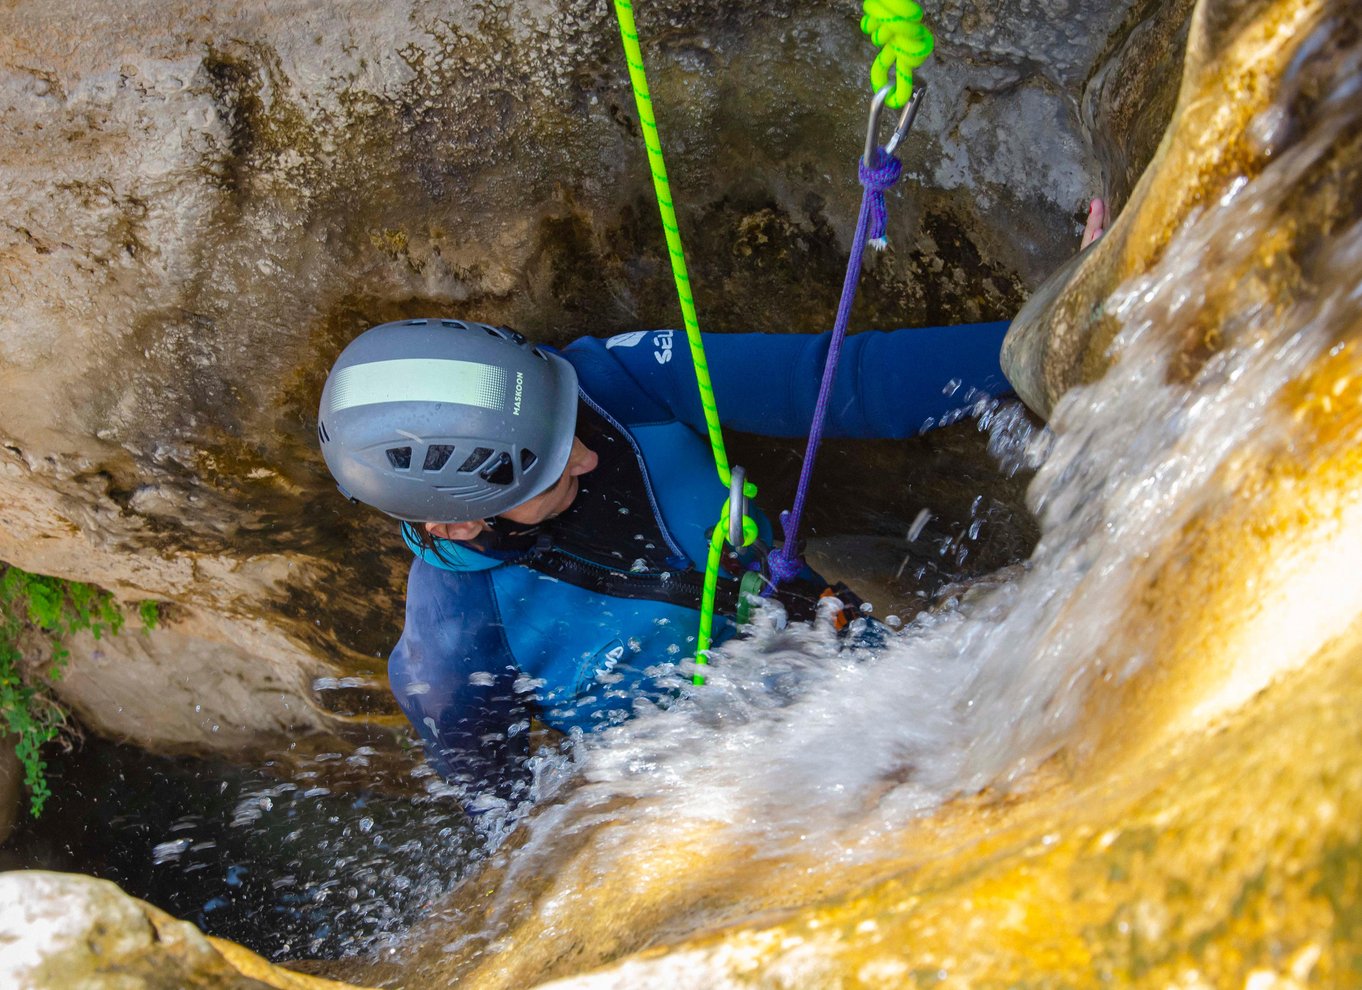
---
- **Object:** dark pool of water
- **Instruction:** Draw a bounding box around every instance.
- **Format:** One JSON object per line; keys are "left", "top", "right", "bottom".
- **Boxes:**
{"left": 0, "top": 735, "right": 477, "bottom": 960}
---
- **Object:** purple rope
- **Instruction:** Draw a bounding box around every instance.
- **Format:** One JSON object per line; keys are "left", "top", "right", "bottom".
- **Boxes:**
{"left": 767, "top": 147, "right": 903, "bottom": 587}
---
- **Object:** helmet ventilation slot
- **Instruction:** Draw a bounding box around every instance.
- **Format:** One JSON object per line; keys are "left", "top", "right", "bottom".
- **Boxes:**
{"left": 458, "top": 447, "right": 494, "bottom": 472}
{"left": 386, "top": 446, "right": 412, "bottom": 470}
{"left": 479, "top": 452, "right": 515, "bottom": 486}
{"left": 423, "top": 444, "right": 455, "bottom": 471}
{"left": 519, "top": 449, "right": 537, "bottom": 471}
{"left": 318, "top": 421, "right": 330, "bottom": 444}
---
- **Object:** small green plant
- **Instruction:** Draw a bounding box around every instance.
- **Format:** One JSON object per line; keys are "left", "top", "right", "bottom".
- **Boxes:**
{"left": 0, "top": 565, "right": 159, "bottom": 816}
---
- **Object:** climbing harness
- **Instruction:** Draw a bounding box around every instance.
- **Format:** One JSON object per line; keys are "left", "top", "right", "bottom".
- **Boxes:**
{"left": 609, "top": 0, "right": 934, "bottom": 679}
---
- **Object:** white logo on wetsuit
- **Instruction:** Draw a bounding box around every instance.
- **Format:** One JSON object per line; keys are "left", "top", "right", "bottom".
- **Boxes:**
{"left": 654, "top": 330, "right": 674, "bottom": 364}
{"left": 606, "top": 331, "right": 648, "bottom": 349}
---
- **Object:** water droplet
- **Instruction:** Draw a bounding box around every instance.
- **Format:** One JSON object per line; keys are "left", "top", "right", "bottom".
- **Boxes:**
{"left": 152, "top": 838, "right": 192, "bottom": 864}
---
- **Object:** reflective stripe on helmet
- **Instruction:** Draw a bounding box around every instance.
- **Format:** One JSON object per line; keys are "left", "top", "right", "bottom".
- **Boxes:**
{"left": 326, "top": 359, "right": 509, "bottom": 413}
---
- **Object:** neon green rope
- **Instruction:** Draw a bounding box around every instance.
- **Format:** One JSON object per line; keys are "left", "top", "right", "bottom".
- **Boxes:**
{"left": 612, "top": 0, "right": 733, "bottom": 490}
{"left": 611, "top": 0, "right": 757, "bottom": 681}
{"left": 861, "top": 0, "right": 935, "bottom": 108}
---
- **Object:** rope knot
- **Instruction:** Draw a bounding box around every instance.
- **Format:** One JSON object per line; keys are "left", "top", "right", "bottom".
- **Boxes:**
{"left": 858, "top": 148, "right": 903, "bottom": 250}
{"left": 766, "top": 546, "right": 805, "bottom": 586}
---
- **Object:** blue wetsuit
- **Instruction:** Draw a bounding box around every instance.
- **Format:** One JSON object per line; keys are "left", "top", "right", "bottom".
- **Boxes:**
{"left": 389, "top": 323, "right": 1009, "bottom": 801}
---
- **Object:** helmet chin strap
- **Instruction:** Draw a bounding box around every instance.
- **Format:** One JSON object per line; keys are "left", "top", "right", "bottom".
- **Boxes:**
{"left": 475, "top": 516, "right": 549, "bottom": 558}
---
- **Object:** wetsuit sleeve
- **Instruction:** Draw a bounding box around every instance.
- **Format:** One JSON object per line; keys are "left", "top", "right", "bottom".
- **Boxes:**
{"left": 388, "top": 558, "right": 534, "bottom": 811}
{"left": 564, "top": 323, "right": 1011, "bottom": 439}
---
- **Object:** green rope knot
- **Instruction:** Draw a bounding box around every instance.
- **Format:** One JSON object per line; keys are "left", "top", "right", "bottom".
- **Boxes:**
{"left": 861, "top": 0, "right": 935, "bottom": 108}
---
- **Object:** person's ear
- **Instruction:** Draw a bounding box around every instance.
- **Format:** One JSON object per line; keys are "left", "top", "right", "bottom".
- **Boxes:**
{"left": 424, "top": 520, "right": 487, "bottom": 542}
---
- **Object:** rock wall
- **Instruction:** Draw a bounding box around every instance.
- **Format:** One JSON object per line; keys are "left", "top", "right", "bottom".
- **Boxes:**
{"left": 0, "top": 0, "right": 1171, "bottom": 761}
{"left": 1002, "top": 0, "right": 1349, "bottom": 415}
{"left": 0, "top": 871, "right": 372, "bottom": 989}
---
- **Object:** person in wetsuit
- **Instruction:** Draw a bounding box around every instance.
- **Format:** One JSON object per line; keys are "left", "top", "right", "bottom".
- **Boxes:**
{"left": 317, "top": 317, "right": 1014, "bottom": 809}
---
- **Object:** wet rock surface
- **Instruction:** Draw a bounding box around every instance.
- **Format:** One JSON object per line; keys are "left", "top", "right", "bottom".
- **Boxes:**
{"left": 1001, "top": 0, "right": 1351, "bottom": 416}
{"left": 0, "top": 871, "right": 372, "bottom": 989}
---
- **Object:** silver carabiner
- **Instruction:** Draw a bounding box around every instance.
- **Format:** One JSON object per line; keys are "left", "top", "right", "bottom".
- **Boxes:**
{"left": 863, "top": 81, "right": 925, "bottom": 165}
{"left": 728, "top": 465, "right": 748, "bottom": 547}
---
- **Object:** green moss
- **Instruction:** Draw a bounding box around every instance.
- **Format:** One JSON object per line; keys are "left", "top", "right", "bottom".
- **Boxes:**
{"left": 0, "top": 565, "right": 159, "bottom": 817}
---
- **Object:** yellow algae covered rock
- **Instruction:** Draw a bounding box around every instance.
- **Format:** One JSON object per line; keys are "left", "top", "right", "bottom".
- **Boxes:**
{"left": 0, "top": 871, "right": 374, "bottom": 990}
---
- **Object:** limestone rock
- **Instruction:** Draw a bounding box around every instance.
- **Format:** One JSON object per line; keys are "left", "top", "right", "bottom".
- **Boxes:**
{"left": 0, "top": 870, "right": 371, "bottom": 989}
{"left": 1082, "top": 0, "right": 1199, "bottom": 211}
{"left": 1002, "top": 0, "right": 1351, "bottom": 417}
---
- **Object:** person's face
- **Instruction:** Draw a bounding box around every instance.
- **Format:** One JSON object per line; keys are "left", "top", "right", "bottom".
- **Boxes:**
{"left": 499, "top": 436, "right": 599, "bottom": 525}
{"left": 424, "top": 437, "right": 598, "bottom": 541}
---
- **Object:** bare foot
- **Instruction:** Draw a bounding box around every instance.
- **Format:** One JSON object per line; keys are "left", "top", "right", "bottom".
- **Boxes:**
{"left": 1081, "top": 197, "right": 1106, "bottom": 249}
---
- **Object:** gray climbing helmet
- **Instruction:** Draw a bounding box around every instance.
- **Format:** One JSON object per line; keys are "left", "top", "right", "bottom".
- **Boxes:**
{"left": 317, "top": 318, "right": 579, "bottom": 522}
